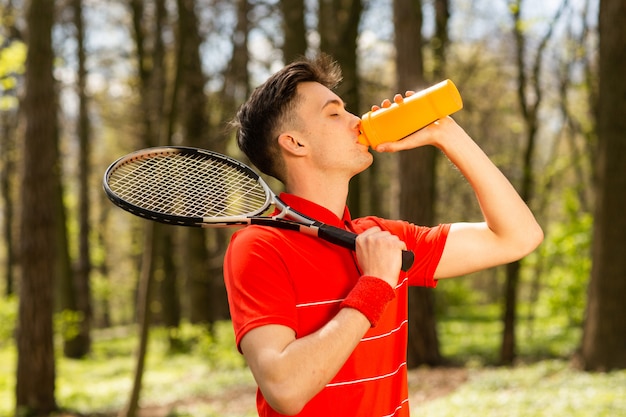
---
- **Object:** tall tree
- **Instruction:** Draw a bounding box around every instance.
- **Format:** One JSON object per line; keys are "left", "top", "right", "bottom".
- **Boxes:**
{"left": 0, "top": 107, "right": 17, "bottom": 297}
{"left": 280, "top": 0, "right": 306, "bottom": 62}
{"left": 221, "top": 0, "right": 251, "bottom": 115}
{"left": 432, "top": 0, "right": 449, "bottom": 80}
{"left": 201, "top": 0, "right": 253, "bottom": 322}
{"left": 15, "top": 0, "right": 58, "bottom": 413}
{"left": 176, "top": 0, "right": 213, "bottom": 325}
{"left": 0, "top": 11, "right": 21, "bottom": 297}
{"left": 63, "top": 0, "right": 93, "bottom": 359}
{"left": 318, "top": 0, "right": 363, "bottom": 214}
{"left": 120, "top": 0, "right": 169, "bottom": 414}
{"left": 394, "top": 0, "right": 443, "bottom": 367}
{"left": 580, "top": 0, "right": 626, "bottom": 371}
{"left": 501, "top": 0, "right": 565, "bottom": 364}
{"left": 148, "top": 0, "right": 181, "bottom": 342}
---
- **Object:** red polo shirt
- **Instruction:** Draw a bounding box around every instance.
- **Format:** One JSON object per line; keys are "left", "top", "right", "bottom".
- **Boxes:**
{"left": 224, "top": 193, "right": 450, "bottom": 417}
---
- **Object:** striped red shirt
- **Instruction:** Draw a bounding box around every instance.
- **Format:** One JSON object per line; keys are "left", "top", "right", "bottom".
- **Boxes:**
{"left": 224, "top": 193, "right": 450, "bottom": 417}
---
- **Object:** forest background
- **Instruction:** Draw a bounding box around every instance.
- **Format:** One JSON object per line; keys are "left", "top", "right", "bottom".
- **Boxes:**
{"left": 1, "top": 0, "right": 625, "bottom": 416}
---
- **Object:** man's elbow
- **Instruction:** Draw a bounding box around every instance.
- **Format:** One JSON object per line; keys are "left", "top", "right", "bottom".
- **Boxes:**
{"left": 517, "top": 221, "right": 544, "bottom": 258}
{"left": 262, "top": 385, "right": 308, "bottom": 416}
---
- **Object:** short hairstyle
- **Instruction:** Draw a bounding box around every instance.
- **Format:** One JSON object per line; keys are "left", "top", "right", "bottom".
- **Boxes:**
{"left": 232, "top": 54, "right": 343, "bottom": 182}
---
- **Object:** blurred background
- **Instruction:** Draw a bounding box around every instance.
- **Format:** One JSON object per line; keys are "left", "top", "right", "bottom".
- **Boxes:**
{"left": 1, "top": 0, "right": 625, "bottom": 416}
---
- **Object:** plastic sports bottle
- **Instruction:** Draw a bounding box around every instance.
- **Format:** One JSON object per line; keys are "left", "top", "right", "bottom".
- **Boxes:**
{"left": 358, "top": 79, "right": 463, "bottom": 147}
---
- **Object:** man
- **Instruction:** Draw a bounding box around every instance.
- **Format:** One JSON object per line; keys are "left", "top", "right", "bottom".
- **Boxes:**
{"left": 224, "top": 54, "right": 543, "bottom": 417}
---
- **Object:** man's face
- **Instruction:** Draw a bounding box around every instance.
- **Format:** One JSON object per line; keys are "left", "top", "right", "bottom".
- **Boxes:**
{"left": 290, "top": 81, "right": 373, "bottom": 178}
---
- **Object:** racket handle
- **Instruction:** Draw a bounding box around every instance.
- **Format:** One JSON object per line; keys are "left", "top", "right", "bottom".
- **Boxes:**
{"left": 401, "top": 250, "right": 415, "bottom": 272}
{"left": 317, "top": 224, "right": 415, "bottom": 272}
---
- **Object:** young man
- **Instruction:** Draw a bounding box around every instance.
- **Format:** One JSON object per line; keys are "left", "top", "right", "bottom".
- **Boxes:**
{"left": 224, "top": 54, "right": 543, "bottom": 417}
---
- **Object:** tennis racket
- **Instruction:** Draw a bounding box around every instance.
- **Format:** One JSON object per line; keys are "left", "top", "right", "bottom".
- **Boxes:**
{"left": 103, "top": 146, "right": 414, "bottom": 271}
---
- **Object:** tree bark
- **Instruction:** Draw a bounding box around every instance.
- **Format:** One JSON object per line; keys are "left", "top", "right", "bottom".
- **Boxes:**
{"left": 318, "top": 0, "right": 363, "bottom": 215}
{"left": 63, "top": 0, "right": 93, "bottom": 359}
{"left": 119, "top": 223, "right": 157, "bottom": 417}
{"left": 15, "top": 0, "right": 59, "bottom": 413}
{"left": 177, "top": 0, "right": 213, "bottom": 325}
{"left": 1, "top": 103, "right": 17, "bottom": 297}
{"left": 501, "top": 0, "right": 565, "bottom": 365}
{"left": 394, "top": 0, "right": 443, "bottom": 368}
{"left": 0, "top": 8, "right": 20, "bottom": 298}
{"left": 580, "top": 0, "right": 626, "bottom": 371}
{"left": 280, "top": 0, "right": 307, "bottom": 63}
{"left": 120, "top": 0, "right": 169, "bottom": 414}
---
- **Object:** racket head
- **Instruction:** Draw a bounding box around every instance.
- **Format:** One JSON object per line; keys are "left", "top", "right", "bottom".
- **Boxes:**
{"left": 103, "top": 146, "right": 274, "bottom": 227}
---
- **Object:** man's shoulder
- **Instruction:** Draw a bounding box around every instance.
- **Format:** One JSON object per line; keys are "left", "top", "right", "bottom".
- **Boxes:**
{"left": 228, "top": 224, "right": 287, "bottom": 248}
{"left": 351, "top": 216, "right": 412, "bottom": 234}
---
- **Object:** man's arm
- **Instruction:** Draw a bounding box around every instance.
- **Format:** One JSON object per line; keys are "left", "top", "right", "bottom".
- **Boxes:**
{"left": 376, "top": 116, "right": 544, "bottom": 279}
{"left": 240, "top": 310, "right": 369, "bottom": 415}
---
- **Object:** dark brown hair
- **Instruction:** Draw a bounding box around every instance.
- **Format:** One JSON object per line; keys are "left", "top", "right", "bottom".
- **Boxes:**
{"left": 232, "top": 54, "right": 342, "bottom": 182}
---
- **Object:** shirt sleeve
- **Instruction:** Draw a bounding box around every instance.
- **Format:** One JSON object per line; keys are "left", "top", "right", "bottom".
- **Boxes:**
{"left": 350, "top": 217, "right": 450, "bottom": 288}
{"left": 405, "top": 223, "right": 450, "bottom": 287}
{"left": 223, "top": 227, "right": 298, "bottom": 350}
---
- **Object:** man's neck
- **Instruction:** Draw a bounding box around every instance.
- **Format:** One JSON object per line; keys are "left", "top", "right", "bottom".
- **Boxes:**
{"left": 285, "top": 178, "right": 349, "bottom": 219}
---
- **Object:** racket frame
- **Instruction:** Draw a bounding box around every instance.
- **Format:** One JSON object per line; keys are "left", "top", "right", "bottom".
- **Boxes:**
{"left": 103, "top": 146, "right": 414, "bottom": 271}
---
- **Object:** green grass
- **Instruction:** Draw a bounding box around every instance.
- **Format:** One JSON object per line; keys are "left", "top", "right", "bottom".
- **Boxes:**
{"left": 0, "top": 322, "right": 256, "bottom": 417}
{"left": 416, "top": 360, "right": 626, "bottom": 416}
{"left": 417, "top": 304, "right": 626, "bottom": 416}
{"left": 0, "top": 309, "right": 624, "bottom": 417}
{"left": 0, "top": 347, "right": 15, "bottom": 416}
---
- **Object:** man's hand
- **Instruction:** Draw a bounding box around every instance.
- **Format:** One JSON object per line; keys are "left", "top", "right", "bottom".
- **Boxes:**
{"left": 355, "top": 226, "right": 406, "bottom": 286}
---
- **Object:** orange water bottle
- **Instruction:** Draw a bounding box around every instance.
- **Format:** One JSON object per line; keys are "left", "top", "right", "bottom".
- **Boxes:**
{"left": 358, "top": 79, "right": 463, "bottom": 147}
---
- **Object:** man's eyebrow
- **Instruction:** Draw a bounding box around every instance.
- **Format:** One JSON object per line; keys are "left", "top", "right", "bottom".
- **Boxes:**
{"left": 322, "top": 98, "right": 346, "bottom": 110}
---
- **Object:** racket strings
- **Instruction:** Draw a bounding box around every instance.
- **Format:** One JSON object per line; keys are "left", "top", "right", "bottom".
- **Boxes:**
{"left": 107, "top": 152, "right": 269, "bottom": 218}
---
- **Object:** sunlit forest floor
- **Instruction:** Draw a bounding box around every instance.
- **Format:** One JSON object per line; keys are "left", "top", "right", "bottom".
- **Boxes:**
{"left": 1, "top": 306, "right": 625, "bottom": 417}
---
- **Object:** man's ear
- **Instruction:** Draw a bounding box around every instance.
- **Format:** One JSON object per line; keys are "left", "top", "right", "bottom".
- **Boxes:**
{"left": 277, "top": 133, "right": 307, "bottom": 156}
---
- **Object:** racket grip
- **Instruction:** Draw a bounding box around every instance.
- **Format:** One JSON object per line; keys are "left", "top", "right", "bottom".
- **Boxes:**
{"left": 401, "top": 250, "right": 415, "bottom": 272}
{"left": 317, "top": 224, "right": 415, "bottom": 272}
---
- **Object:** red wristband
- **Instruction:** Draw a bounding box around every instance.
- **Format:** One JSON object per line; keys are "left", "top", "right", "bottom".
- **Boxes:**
{"left": 340, "top": 276, "right": 396, "bottom": 327}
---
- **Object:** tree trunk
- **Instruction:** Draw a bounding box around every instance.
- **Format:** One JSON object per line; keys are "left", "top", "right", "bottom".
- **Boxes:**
{"left": 197, "top": 0, "right": 254, "bottom": 323}
{"left": 580, "top": 0, "right": 626, "bottom": 371}
{"left": 119, "top": 223, "right": 157, "bottom": 417}
{"left": 221, "top": 0, "right": 251, "bottom": 110}
{"left": 120, "top": 0, "right": 169, "bottom": 414}
{"left": 15, "top": 0, "right": 58, "bottom": 413}
{"left": 158, "top": 227, "right": 181, "bottom": 348}
{"left": 64, "top": 0, "right": 93, "bottom": 359}
{"left": 432, "top": 0, "right": 450, "bottom": 80}
{"left": 318, "top": 0, "right": 363, "bottom": 215}
{"left": 501, "top": 0, "right": 564, "bottom": 365}
{"left": 177, "top": 0, "right": 213, "bottom": 325}
{"left": 394, "top": 0, "right": 443, "bottom": 368}
{"left": 280, "top": 0, "right": 307, "bottom": 63}
{"left": 0, "top": 0, "right": 20, "bottom": 298}
{"left": 1, "top": 105, "right": 17, "bottom": 297}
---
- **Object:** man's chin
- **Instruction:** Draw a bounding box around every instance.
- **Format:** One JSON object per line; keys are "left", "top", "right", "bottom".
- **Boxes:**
{"left": 354, "top": 153, "right": 374, "bottom": 174}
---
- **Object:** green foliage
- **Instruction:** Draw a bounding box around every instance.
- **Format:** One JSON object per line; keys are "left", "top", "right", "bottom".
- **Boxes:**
{"left": 0, "top": 296, "right": 17, "bottom": 347}
{"left": 154, "top": 322, "right": 246, "bottom": 370}
{"left": 54, "top": 309, "right": 84, "bottom": 342}
{"left": 439, "top": 304, "right": 503, "bottom": 366}
{"left": 0, "top": 344, "right": 15, "bottom": 413}
{"left": 439, "top": 303, "right": 581, "bottom": 366}
{"left": 0, "top": 36, "right": 25, "bottom": 111}
{"left": 435, "top": 277, "right": 485, "bottom": 315}
{"left": 537, "top": 191, "right": 592, "bottom": 326}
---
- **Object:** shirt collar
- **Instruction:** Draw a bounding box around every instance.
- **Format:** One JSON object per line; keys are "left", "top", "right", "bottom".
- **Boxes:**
{"left": 277, "top": 192, "right": 352, "bottom": 229}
